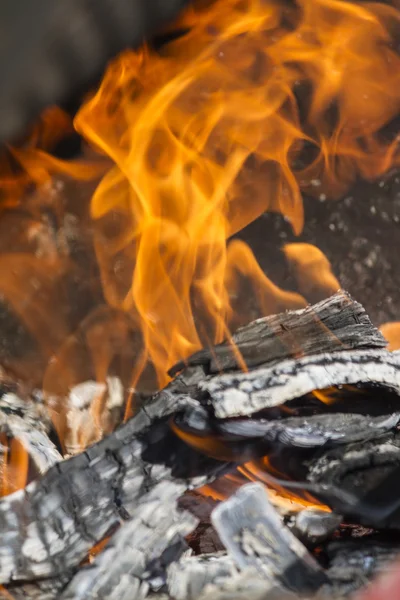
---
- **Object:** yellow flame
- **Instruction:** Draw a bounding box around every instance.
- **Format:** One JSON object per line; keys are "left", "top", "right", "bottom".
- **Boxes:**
{"left": 72, "top": 0, "right": 400, "bottom": 392}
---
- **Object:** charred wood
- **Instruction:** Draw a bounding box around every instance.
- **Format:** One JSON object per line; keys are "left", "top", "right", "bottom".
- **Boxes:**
{"left": 324, "top": 538, "right": 400, "bottom": 597}
{"left": 202, "top": 349, "right": 400, "bottom": 419}
{"left": 167, "top": 552, "right": 237, "bottom": 600}
{"left": 211, "top": 483, "right": 327, "bottom": 594}
{"left": 1, "top": 575, "right": 72, "bottom": 600}
{"left": 170, "top": 290, "right": 386, "bottom": 376}
{"left": 0, "top": 290, "right": 397, "bottom": 595}
{"left": 0, "top": 393, "right": 228, "bottom": 584}
{"left": 289, "top": 508, "right": 342, "bottom": 547}
{"left": 0, "top": 393, "right": 62, "bottom": 474}
{"left": 304, "top": 429, "right": 400, "bottom": 530}
{"left": 59, "top": 481, "right": 197, "bottom": 600}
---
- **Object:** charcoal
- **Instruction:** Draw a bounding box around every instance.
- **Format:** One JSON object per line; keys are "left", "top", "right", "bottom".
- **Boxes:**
{"left": 59, "top": 481, "right": 198, "bottom": 600}
{"left": 167, "top": 552, "right": 237, "bottom": 600}
{"left": 0, "top": 290, "right": 396, "bottom": 594}
{"left": 214, "top": 413, "right": 400, "bottom": 447}
{"left": 211, "top": 483, "right": 327, "bottom": 594}
{"left": 304, "top": 430, "right": 400, "bottom": 530}
{"left": 0, "top": 392, "right": 227, "bottom": 585}
{"left": 290, "top": 508, "right": 342, "bottom": 547}
{"left": 323, "top": 538, "right": 400, "bottom": 596}
{"left": 2, "top": 576, "right": 73, "bottom": 600}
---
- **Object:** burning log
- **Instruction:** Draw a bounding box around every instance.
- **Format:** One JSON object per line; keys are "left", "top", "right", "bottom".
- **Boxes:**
{"left": 170, "top": 291, "right": 386, "bottom": 376}
{"left": 59, "top": 481, "right": 198, "bottom": 600}
{"left": 0, "top": 391, "right": 228, "bottom": 586}
{"left": 1, "top": 290, "right": 400, "bottom": 598}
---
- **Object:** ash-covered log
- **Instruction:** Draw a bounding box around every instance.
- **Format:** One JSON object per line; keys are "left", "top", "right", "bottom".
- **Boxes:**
{"left": 0, "top": 392, "right": 61, "bottom": 475}
{"left": 1, "top": 290, "right": 400, "bottom": 598}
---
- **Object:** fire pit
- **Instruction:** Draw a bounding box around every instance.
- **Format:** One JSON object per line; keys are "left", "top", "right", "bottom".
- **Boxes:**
{"left": 0, "top": 0, "right": 400, "bottom": 598}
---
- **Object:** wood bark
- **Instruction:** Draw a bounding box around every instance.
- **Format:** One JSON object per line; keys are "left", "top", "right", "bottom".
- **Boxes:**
{"left": 169, "top": 290, "right": 386, "bottom": 376}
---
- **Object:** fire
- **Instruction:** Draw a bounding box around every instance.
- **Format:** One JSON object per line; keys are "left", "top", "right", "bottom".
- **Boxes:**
{"left": 283, "top": 243, "right": 340, "bottom": 302}
{"left": 0, "top": 0, "right": 399, "bottom": 493}
{"left": 379, "top": 322, "right": 400, "bottom": 351}
{"left": 0, "top": 106, "right": 105, "bottom": 210}
{"left": 71, "top": 0, "right": 400, "bottom": 395}
{"left": 0, "top": 435, "right": 29, "bottom": 496}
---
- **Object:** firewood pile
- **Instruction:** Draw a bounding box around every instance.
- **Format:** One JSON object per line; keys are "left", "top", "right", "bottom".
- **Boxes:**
{"left": 2, "top": 290, "right": 400, "bottom": 599}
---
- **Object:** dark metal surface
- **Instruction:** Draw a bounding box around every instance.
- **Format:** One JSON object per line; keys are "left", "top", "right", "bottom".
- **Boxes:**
{"left": 0, "top": 0, "right": 189, "bottom": 144}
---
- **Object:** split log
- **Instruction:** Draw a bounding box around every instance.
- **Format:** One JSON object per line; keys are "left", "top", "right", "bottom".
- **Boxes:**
{"left": 202, "top": 348, "right": 400, "bottom": 419}
{"left": 177, "top": 409, "right": 400, "bottom": 451}
{"left": 303, "top": 428, "right": 400, "bottom": 530}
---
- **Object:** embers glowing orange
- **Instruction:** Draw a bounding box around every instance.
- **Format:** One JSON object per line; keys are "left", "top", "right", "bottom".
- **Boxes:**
{"left": 72, "top": 0, "right": 400, "bottom": 395}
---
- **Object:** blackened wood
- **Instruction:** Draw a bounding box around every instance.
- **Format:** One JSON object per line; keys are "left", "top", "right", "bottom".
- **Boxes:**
{"left": 214, "top": 412, "right": 400, "bottom": 447}
{"left": 211, "top": 483, "right": 326, "bottom": 593}
{"left": 0, "top": 393, "right": 62, "bottom": 474}
{"left": 203, "top": 349, "right": 400, "bottom": 418}
{"left": 324, "top": 538, "right": 400, "bottom": 597}
{"left": 59, "top": 481, "right": 198, "bottom": 600}
{"left": 1, "top": 577, "right": 71, "bottom": 600}
{"left": 0, "top": 392, "right": 228, "bottom": 585}
{"left": 169, "top": 291, "right": 386, "bottom": 376}
{"left": 304, "top": 429, "right": 400, "bottom": 530}
{"left": 0, "top": 291, "right": 392, "bottom": 590}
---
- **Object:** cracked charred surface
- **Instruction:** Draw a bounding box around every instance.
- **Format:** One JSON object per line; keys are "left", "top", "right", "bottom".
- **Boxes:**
{"left": 59, "top": 482, "right": 198, "bottom": 600}
{"left": 0, "top": 392, "right": 228, "bottom": 585}
{"left": 202, "top": 349, "right": 400, "bottom": 419}
{"left": 0, "top": 290, "right": 397, "bottom": 592}
{"left": 170, "top": 291, "right": 386, "bottom": 376}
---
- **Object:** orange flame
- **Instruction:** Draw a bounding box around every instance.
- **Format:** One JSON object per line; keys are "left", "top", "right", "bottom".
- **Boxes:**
{"left": 0, "top": 107, "right": 105, "bottom": 210}
{"left": 71, "top": 0, "right": 400, "bottom": 396}
{"left": 0, "top": 435, "right": 29, "bottom": 497}
{"left": 283, "top": 243, "right": 340, "bottom": 302}
{"left": 379, "top": 322, "right": 400, "bottom": 351}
